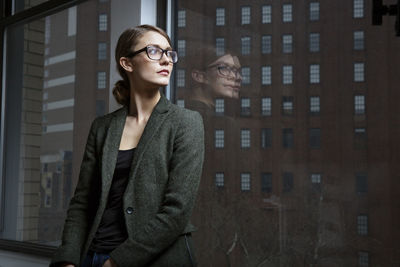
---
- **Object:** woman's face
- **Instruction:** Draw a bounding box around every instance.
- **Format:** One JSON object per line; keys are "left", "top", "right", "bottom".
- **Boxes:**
{"left": 205, "top": 54, "right": 242, "bottom": 99}
{"left": 129, "top": 31, "right": 174, "bottom": 89}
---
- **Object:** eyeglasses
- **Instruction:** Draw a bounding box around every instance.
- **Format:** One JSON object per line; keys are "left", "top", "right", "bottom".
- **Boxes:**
{"left": 208, "top": 64, "right": 241, "bottom": 78}
{"left": 125, "top": 45, "right": 178, "bottom": 63}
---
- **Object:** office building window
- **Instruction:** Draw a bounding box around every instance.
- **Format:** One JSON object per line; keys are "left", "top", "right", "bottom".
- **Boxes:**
{"left": 98, "top": 42, "right": 107, "bottom": 60}
{"left": 283, "top": 65, "right": 293, "bottom": 84}
{"left": 177, "top": 39, "right": 186, "bottom": 57}
{"left": 242, "top": 67, "right": 251, "bottom": 84}
{"left": 354, "top": 62, "right": 365, "bottom": 82}
{"left": 356, "top": 173, "right": 367, "bottom": 194}
{"left": 241, "top": 129, "right": 251, "bottom": 148}
{"left": 241, "top": 36, "right": 251, "bottom": 55}
{"left": 215, "top": 98, "right": 224, "bottom": 114}
{"left": 176, "top": 99, "right": 185, "bottom": 108}
{"left": 354, "top": 128, "right": 367, "bottom": 149}
{"left": 310, "top": 128, "right": 321, "bottom": 148}
{"left": 359, "top": 252, "right": 369, "bottom": 267}
{"left": 261, "top": 173, "right": 272, "bottom": 192}
{"left": 261, "top": 97, "right": 272, "bottom": 116}
{"left": 354, "top": 0, "right": 364, "bottom": 18}
{"left": 215, "top": 129, "right": 224, "bottom": 148}
{"left": 178, "top": 10, "right": 186, "bottom": 27}
{"left": 354, "top": 31, "right": 364, "bottom": 50}
{"left": 311, "top": 173, "right": 321, "bottom": 192}
{"left": 216, "top": 38, "right": 225, "bottom": 56}
{"left": 262, "top": 5, "right": 272, "bottom": 24}
{"left": 283, "top": 128, "right": 294, "bottom": 148}
{"left": 241, "top": 173, "right": 251, "bottom": 191}
{"left": 283, "top": 172, "right": 293, "bottom": 192}
{"left": 98, "top": 13, "right": 107, "bottom": 31}
{"left": 309, "top": 2, "right": 320, "bottom": 21}
{"left": 262, "top": 35, "right": 272, "bottom": 54}
{"left": 282, "top": 34, "right": 293, "bottom": 53}
{"left": 261, "top": 128, "right": 272, "bottom": 148}
{"left": 96, "top": 100, "right": 105, "bottom": 117}
{"left": 357, "top": 215, "right": 368, "bottom": 235}
{"left": 309, "top": 33, "right": 320, "bottom": 52}
{"left": 262, "top": 66, "right": 272, "bottom": 85}
{"left": 241, "top": 98, "right": 251, "bottom": 116}
{"left": 216, "top": 8, "right": 225, "bottom": 26}
{"left": 241, "top": 6, "right": 251, "bottom": 25}
{"left": 282, "top": 96, "right": 294, "bottom": 116}
{"left": 310, "top": 96, "right": 320, "bottom": 114}
{"left": 97, "top": 71, "right": 106, "bottom": 89}
{"left": 354, "top": 95, "right": 365, "bottom": 115}
{"left": 215, "top": 172, "right": 224, "bottom": 187}
{"left": 310, "top": 64, "right": 320, "bottom": 84}
{"left": 176, "top": 69, "right": 185, "bottom": 87}
{"left": 282, "top": 4, "right": 293, "bottom": 22}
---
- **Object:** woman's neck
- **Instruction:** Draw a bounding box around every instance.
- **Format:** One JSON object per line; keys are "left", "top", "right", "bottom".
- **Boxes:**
{"left": 128, "top": 89, "right": 160, "bottom": 122}
{"left": 191, "top": 87, "right": 215, "bottom": 108}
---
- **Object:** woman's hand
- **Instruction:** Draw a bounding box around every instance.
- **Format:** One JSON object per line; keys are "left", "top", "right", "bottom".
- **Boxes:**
{"left": 103, "top": 258, "right": 117, "bottom": 267}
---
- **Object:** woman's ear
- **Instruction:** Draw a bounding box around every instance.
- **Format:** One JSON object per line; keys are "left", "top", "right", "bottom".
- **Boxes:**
{"left": 120, "top": 57, "right": 134, "bottom": 72}
{"left": 191, "top": 70, "right": 208, "bottom": 84}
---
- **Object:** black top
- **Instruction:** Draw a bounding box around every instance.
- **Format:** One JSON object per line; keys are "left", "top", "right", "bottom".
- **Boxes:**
{"left": 89, "top": 148, "right": 135, "bottom": 253}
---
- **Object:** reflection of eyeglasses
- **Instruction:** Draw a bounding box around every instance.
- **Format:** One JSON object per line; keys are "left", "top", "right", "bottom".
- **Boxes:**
{"left": 208, "top": 64, "right": 241, "bottom": 78}
{"left": 125, "top": 45, "right": 178, "bottom": 63}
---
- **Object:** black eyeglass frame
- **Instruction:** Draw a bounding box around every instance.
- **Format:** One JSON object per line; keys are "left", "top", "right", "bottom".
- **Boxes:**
{"left": 207, "top": 64, "right": 242, "bottom": 78}
{"left": 125, "top": 45, "right": 178, "bottom": 63}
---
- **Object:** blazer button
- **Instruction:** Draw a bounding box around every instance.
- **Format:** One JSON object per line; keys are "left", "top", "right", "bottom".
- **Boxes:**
{"left": 126, "top": 207, "right": 134, "bottom": 214}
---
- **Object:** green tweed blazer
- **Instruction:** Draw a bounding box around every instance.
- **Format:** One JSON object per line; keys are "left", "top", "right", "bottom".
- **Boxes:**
{"left": 50, "top": 93, "right": 204, "bottom": 267}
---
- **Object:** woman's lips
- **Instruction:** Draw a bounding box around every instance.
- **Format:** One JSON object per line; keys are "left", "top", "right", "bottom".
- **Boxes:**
{"left": 157, "top": 70, "right": 170, "bottom": 76}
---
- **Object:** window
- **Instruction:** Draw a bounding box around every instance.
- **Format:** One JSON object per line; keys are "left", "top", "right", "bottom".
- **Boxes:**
{"left": 354, "top": 62, "right": 365, "bottom": 82}
{"left": 215, "top": 98, "right": 224, "bottom": 114}
{"left": 98, "top": 42, "right": 107, "bottom": 60}
{"left": 177, "top": 39, "right": 186, "bottom": 57}
{"left": 354, "top": 128, "right": 367, "bottom": 149}
{"left": 283, "top": 128, "right": 294, "bottom": 148}
{"left": 97, "top": 71, "right": 106, "bottom": 89}
{"left": 176, "top": 69, "right": 185, "bottom": 87}
{"left": 241, "top": 6, "right": 251, "bottom": 25}
{"left": 242, "top": 67, "right": 251, "bottom": 84}
{"left": 311, "top": 173, "right": 321, "bottom": 192}
{"left": 357, "top": 215, "right": 368, "bottom": 235}
{"left": 282, "top": 34, "right": 293, "bottom": 53}
{"left": 241, "top": 36, "right": 251, "bottom": 55}
{"left": 283, "top": 65, "right": 293, "bottom": 84}
{"left": 176, "top": 99, "right": 185, "bottom": 108}
{"left": 261, "top": 128, "right": 272, "bottom": 148}
{"left": 282, "top": 96, "right": 294, "bottom": 116}
{"left": 215, "top": 130, "right": 224, "bottom": 148}
{"left": 354, "top": 95, "right": 365, "bottom": 115}
{"left": 262, "top": 35, "right": 272, "bottom": 54}
{"left": 96, "top": 100, "right": 105, "bottom": 117}
{"left": 309, "top": 2, "right": 320, "bottom": 21}
{"left": 262, "top": 5, "right": 272, "bottom": 24}
{"left": 283, "top": 172, "right": 293, "bottom": 192}
{"left": 98, "top": 14, "right": 107, "bottom": 31}
{"left": 309, "top": 33, "right": 320, "bottom": 52}
{"left": 216, "top": 38, "right": 225, "bottom": 56}
{"left": 216, "top": 8, "right": 225, "bottom": 26}
{"left": 310, "top": 128, "right": 321, "bottom": 148}
{"left": 356, "top": 173, "right": 368, "bottom": 194}
{"left": 241, "top": 129, "right": 251, "bottom": 148}
{"left": 178, "top": 10, "right": 186, "bottom": 27}
{"left": 354, "top": 31, "right": 364, "bottom": 50}
{"left": 310, "top": 96, "right": 320, "bottom": 114}
{"left": 241, "top": 98, "right": 251, "bottom": 116}
{"left": 262, "top": 66, "right": 272, "bottom": 85}
{"left": 241, "top": 173, "right": 251, "bottom": 191}
{"left": 359, "top": 251, "right": 369, "bottom": 267}
{"left": 354, "top": 0, "right": 364, "bottom": 18}
{"left": 215, "top": 172, "right": 224, "bottom": 187}
{"left": 261, "top": 97, "right": 272, "bottom": 116}
{"left": 310, "top": 64, "right": 320, "bottom": 84}
{"left": 282, "top": 4, "right": 293, "bottom": 22}
{"left": 261, "top": 173, "right": 272, "bottom": 192}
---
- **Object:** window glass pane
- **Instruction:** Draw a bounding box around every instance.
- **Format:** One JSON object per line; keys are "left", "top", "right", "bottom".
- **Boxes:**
{"left": 282, "top": 4, "right": 293, "bottom": 22}
{"left": 262, "top": 5, "right": 272, "bottom": 24}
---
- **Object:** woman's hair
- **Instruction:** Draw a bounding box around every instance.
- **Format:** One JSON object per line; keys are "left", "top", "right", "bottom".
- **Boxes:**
{"left": 113, "top": 25, "right": 172, "bottom": 106}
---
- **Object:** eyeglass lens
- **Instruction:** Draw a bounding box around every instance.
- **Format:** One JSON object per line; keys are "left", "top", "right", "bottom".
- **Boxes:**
{"left": 147, "top": 46, "right": 178, "bottom": 63}
{"left": 218, "top": 65, "right": 241, "bottom": 77}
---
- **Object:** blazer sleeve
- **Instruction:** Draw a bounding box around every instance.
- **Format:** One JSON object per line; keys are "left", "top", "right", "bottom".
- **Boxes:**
{"left": 49, "top": 119, "right": 99, "bottom": 267}
{"left": 109, "top": 110, "right": 205, "bottom": 267}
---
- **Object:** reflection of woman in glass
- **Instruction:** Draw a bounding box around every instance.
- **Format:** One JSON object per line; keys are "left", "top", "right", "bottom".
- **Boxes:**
{"left": 50, "top": 25, "right": 204, "bottom": 267}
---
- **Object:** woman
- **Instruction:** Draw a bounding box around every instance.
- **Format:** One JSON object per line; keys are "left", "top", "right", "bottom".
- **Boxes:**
{"left": 50, "top": 25, "right": 204, "bottom": 267}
